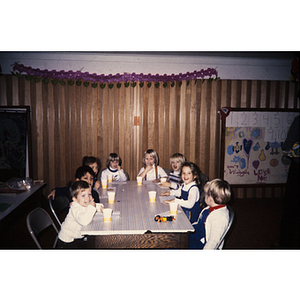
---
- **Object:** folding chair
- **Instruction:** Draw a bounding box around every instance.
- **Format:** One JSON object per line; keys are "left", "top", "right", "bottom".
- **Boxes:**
{"left": 26, "top": 207, "right": 59, "bottom": 249}
{"left": 48, "top": 195, "right": 70, "bottom": 227}
{"left": 214, "top": 205, "right": 234, "bottom": 249}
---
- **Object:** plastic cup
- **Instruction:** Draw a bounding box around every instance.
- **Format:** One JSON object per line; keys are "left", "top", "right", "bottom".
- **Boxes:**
{"left": 137, "top": 176, "right": 143, "bottom": 186}
{"left": 170, "top": 202, "right": 178, "bottom": 215}
{"left": 101, "top": 179, "right": 107, "bottom": 189}
{"left": 96, "top": 203, "right": 102, "bottom": 212}
{"left": 148, "top": 191, "right": 157, "bottom": 202}
{"left": 103, "top": 208, "right": 112, "bottom": 222}
{"left": 160, "top": 177, "right": 167, "bottom": 183}
{"left": 107, "top": 191, "right": 115, "bottom": 204}
{"left": 107, "top": 174, "right": 113, "bottom": 183}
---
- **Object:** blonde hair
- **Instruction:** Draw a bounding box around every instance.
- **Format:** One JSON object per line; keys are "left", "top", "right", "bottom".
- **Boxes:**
{"left": 142, "top": 149, "right": 159, "bottom": 166}
{"left": 170, "top": 153, "right": 186, "bottom": 165}
{"left": 204, "top": 178, "right": 231, "bottom": 204}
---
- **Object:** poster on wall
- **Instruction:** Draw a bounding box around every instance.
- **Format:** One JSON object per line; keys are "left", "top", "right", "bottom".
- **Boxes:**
{"left": 221, "top": 108, "right": 300, "bottom": 186}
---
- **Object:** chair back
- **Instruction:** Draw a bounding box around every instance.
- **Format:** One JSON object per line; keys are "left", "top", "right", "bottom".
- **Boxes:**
{"left": 214, "top": 205, "right": 234, "bottom": 249}
{"left": 49, "top": 195, "right": 70, "bottom": 227}
{"left": 199, "top": 172, "right": 209, "bottom": 209}
{"left": 26, "top": 207, "right": 59, "bottom": 249}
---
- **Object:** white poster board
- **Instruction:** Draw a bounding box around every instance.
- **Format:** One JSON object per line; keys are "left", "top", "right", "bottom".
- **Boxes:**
{"left": 222, "top": 109, "right": 299, "bottom": 185}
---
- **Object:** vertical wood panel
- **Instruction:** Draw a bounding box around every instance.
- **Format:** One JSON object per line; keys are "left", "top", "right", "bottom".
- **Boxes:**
{"left": 0, "top": 75, "right": 298, "bottom": 198}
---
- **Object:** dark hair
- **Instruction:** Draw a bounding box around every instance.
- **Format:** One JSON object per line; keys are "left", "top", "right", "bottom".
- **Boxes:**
{"left": 106, "top": 153, "right": 122, "bottom": 168}
{"left": 181, "top": 161, "right": 202, "bottom": 188}
{"left": 75, "top": 165, "right": 95, "bottom": 180}
{"left": 82, "top": 156, "right": 101, "bottom": 170}
{"left": 70, "top": 180, "right": 90, "bottom": 198}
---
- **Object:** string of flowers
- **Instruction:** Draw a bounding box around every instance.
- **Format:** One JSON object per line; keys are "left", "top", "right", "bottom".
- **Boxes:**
{"left": 12, "top": 62, "right": 219, "bottom": 87}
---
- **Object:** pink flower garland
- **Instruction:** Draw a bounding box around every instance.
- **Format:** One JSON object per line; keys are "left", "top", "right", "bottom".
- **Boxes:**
{"left": 13, "top": 63, "right": 218, "bottom": 83}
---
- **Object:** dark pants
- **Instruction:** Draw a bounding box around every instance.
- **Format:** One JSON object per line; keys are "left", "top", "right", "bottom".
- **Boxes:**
{"left": 279, "top": 159, "right": 300, "bottom": 248}
{"left": 57, "top": 237, "right": 87, "bottom": 249}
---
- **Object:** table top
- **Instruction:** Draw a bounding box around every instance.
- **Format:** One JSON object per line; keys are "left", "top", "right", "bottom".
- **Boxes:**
{"left": 0, "top": 183, "right": 46, "bottom": 221}
{"left": 81, "top": 181, "right": 194, "bottom": 235}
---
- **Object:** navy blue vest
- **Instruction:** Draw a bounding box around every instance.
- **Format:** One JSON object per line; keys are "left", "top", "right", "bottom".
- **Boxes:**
{"left": 180, "top": 184, "right": 201, "bottom": 224}
{"left": 189, "top": 205, "right": 226, "bottom": 249}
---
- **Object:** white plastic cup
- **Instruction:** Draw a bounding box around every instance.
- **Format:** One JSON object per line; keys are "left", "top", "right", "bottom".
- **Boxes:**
{"left": 148, "top": 191, "right": 157, "bottom": 202}
{"left": 101, "top": 179, "right": 107, "bottom": 189}
{"left": 160, "top": 177, "right": 167, "bottom": 183}
{"left": 107, "top": 191, "right": 115, "bottom": 204}
{"left": 170, "top": 202, "right": 178, "bottom": 215}
{"left": 96, "top": 203, "right": 102, "bottom": 212}
{"left": 107, "top": 174, "right": 113, "bottom": 183}
{"left": 137, "top": 176, "right": 143, "bottom": 186}
{"left": 103, "top": 208, "right": 112, "bottom": 222}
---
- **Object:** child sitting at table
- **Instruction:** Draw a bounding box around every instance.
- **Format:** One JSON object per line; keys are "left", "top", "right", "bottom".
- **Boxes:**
{"left": 82, "top": 156, "right": 101, "bottom": 189}
{"left": 138, "top": 149, "right": 167, "bottom": 182}
{"left": 161, "top": 162, "right": 202, "bottom": 223}
{"left": 189, "top": 178, "right": 232, "bottom": 249}
{"left": 47, "top": 165, "right": 100, "bottom": 203}
{"left": 100, "top": 153, "right": 129, "bottom": 182}
{"left": 160, "top": 153, "right": 186, "bottom": 190}
{"left": 57, "top": 180, "right": 100, "bottom": 249}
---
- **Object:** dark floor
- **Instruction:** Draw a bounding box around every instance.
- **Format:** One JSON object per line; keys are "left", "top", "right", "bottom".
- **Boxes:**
{"left": 0, "top": 195, "right": 299, "bottom": 249}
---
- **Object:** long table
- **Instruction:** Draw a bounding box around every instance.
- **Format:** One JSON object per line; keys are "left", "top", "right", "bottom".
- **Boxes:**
{"left": 81, "top": 181, "right": 194, "bottom": 249}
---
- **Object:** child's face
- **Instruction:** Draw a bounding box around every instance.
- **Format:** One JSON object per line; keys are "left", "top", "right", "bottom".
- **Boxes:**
{"left": 88, "top": 162, "right": 99, "bottom": 175}
{"left": 73, "top": 188, "right": 93, "bottom": 207}
{"left": 181, "top": 166, "right": 196, "bottom": 185}
{"left": 80, "top": 172, "right": 94, "bottom": 187}
{"left": 110, "top": 160, "right": 119, "bottom": 169}
{"left": 170, "top": 159, "right": 182, "bottom": 172}
{"left": 145, "top": 153, "right": 155, "bottom": 166}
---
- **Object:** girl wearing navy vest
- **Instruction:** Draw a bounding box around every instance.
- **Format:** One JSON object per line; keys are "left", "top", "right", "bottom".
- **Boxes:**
{"left": 189, "top": 179, "right": 231, "bottom": 249}
{"left": 161, "top": 162, "right": 202, "bottom": 223}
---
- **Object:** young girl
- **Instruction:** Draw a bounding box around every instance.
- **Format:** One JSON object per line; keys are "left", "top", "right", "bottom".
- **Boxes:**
{"left": 82, "top": 156, "right": 101, "bottom": 189}
{"left": 101, "top": 153, "right": 129, "bottom": 182}
{"left": 138, "top": 149, "right": 167, "bottom": 182}
{"left": 161, "top": 162, "right": 201, "bottom": 223}
{"left": 57, "top": 180, "right": 101, "bottom": 249}
{"left": 160, "top": 153, "right": 186, "bottom": 190}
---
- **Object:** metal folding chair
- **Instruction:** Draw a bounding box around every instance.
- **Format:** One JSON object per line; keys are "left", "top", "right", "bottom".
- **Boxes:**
{"left": 26, "top": 207, "right": 59, "bottom": 249}
{"left": 214, "top": 205, "right": 234, "bottom": 249}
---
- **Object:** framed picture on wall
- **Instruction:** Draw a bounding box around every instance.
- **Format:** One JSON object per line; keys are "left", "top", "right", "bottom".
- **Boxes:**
{"left": 0, "top": 106, "right": 32, "bottom": 182}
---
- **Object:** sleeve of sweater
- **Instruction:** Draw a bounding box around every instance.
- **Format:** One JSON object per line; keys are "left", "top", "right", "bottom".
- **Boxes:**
{"left": 55, "top": 186, "right": 70, "bottom": 199}
{"left": 72, "top": 204, "right": 96, "bottom": 226}
{"left": 170, "top": 185, "right": 199, "bottom": 209}
{"left": 118, "top": 169, "right": 128, "bottom": 181}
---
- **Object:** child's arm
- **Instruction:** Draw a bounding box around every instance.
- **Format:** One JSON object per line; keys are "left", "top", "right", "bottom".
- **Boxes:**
{"left": 138, "top": 165, "right": 153, "bottom": 179}
{"left": 94, "top": 180, "right": 101, "bottom": 190}
{"left": 72, "top": 202, "right": 96, "bottom": 226}
{"left": 117, "top": 166, "right": 128, "bottom": 181}
{"left": 174, "top": 186, "right": 199, "bottom": 209}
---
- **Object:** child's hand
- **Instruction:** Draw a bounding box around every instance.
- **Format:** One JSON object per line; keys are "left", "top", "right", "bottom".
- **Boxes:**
{"left": 160, "top": 191, "right": 170, "bottom": 197}
{"left": 152, "top": 179, "right": 160, "bottom": 183}
{"left": 163, "top": 199, "right": 175, "bottom": 204}
{"left": 117, "top": 165, "right": 122, "bottom": 171}
{"left": 145, "top": 164, "right": 153, "bottom": 173}
{"left": 89, "top": 198, "right": 96, "bottom": 207}
{"left": 48, "top": 189, "right": 56, "bottom": 199}
{"left": 160, "top": 182, "right": 171, "bottom": 188}
{"left": 94, "top": 180, "right": 101, "bottom": 190}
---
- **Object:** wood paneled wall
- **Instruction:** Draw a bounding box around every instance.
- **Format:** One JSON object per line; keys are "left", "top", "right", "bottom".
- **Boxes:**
{"left": 1, "top": 75, "right": 299, "bottom": 198}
